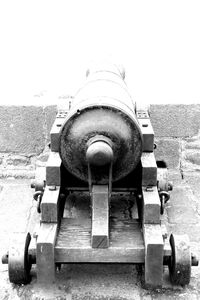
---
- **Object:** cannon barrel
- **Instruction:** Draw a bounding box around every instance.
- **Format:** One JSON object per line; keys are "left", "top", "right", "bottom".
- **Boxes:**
{"left": 59, "top": 63, "right": 143, "bottom": 183}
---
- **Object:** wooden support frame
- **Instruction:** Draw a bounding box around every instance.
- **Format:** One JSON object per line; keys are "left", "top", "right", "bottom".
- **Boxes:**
{"left": 142, "top": 186, "right": 160, "bottom": 224}
{"left": 50, "top": 110, "right": 69, "bottom": 152}
{"left": 37, "top": 107, "right": 163, "bottom": 287}
{"left": 36, "top": 223, "right": 58, "bottom": 283}
{"left": 143, "top": 224, "right": 164, "bottom": 288}
{"left": 138, "top": 118, "right": 154, "bottom": 152}
{"left": 91, "top": 185, "right": 109, "bottom": 248}
{"left": 139, "top": 134, "right": 163, "bottom": 287}
{"left": 46, "top": 152, "right": 61, "bottom": 186}
{"left": 141, "top": 152, "right": 157, "bottom": 186}
{"left": 41, "top": 186, "right": 61, "bottom": 223}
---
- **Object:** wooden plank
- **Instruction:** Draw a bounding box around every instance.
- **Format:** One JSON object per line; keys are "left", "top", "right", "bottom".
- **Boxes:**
{"left": 142, "top": 186, "right": 160, "bottom": 224}
{"left": 138, "top": 118, "right": 154, "bottom": 152}
{"left": 41, "top": 186, "right": 61, "bottom": 223}
{"left": 46, "top": 152, "right": 61, "bottom": 186}
{"left": 91, "top": 185, "right": 109, "bottom": 248}
{"left": 55, "top": 218, "right": 144, "bottom": 263}
{"left": 50, "top": 111, "right": 68, "bottom": 152}
{"left": 141, "top": 152, "right": 157, "bottom": 186}
{"left": 36, "top": 223, "right": 58, "bottom": 283}
{"left": 55, "top": 247, "right": 144, "bottom": 264}
{"left": 27, "top": 236, "right": 172, "bottom": 264}
{"left": 143, "top": 224, "right": 164, "bottom": 288}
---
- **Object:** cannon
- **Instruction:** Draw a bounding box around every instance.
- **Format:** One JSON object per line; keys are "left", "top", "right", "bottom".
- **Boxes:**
{"left": 2, "top": 63, "right": 198, "bottom": 288}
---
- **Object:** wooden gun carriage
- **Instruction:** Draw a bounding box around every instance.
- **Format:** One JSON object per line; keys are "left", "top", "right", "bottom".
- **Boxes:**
{"left": 2, "top": 63, "right": 198, "bottom": 288}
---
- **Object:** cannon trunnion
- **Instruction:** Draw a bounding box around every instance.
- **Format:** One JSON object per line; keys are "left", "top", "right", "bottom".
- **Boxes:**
{"left": 2, "top": 64, "right": 198, "bottom": 288}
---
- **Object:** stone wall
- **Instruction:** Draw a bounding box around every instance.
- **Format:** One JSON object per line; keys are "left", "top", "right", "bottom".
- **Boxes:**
{"left": 151, "top": 104, "right": 200, "bottom": 177}
{"left": 0, "top": 104, "right": 199, "bottom": 178}
{"left": 0, "top": 105, "right": 57, "bottom": 178}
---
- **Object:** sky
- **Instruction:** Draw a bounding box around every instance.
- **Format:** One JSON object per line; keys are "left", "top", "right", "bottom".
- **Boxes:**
{"left": 0, "top": 0, "right": 200, "bottom": 105}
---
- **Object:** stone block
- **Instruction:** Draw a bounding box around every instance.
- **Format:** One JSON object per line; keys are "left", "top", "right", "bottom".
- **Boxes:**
{"left": 167, "top": 205, "right": 198, "bottom": 224}
{"left": 183, "top": 173, "right": 200, "bottom": 202}
{"left": 168, "top": 224, "right": 200, "bottom": 244}
{"left": 185, "top": 151, "right": 200, "bottom": 166}
{"left": 166, "top": 183, "right": 199, "bottom": 225}
{"left": 181, "top": 135, "right": 200, "bottom": 173}
{"left": 6, "top": 155, "right": 30, "bottom": 166}
{"left": 37, "top": 151, "right": 49, "bottom": 163}
{"left": 150, "top": 104, "right": 200, "bottom": 137}
{"left": 168, "top": 170, "right": 182, "bottom": 184}
{"left": 36, "top": 148, "right": 50, "bottom": 167}
{"left": 0, "top": 169, "right": 35, "bottom": 179}
{"left": 154, "top": 138, "right": 180, "bottom": 169}
{"left": 0, "top": 106, "right": 45, "bottom": 155}
{"left": 168, "top": 185, "right": 197, "bottom": 207}
{"left": 185, "top": 139, "right": 200, "bottom": 150}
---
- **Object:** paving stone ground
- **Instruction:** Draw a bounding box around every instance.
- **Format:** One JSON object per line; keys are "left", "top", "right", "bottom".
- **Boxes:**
{"left": 0, "top": 170, "right": 200, "bottom": 300}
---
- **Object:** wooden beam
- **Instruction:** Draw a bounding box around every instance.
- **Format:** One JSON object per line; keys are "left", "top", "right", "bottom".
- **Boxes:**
{"left": 142, "top": 186, "right": 160, "bottom": 224}
{"left": 41, "top": 186, "right": 61, "bottom": 223}
{"left": 46, "top": 152, "right": 61, "bottom": 186}
{"left": 36, "top": 223, "right": 57, "bottom": 283}
{"left": 141, "top": 152, "right": 157, "bottom": 186}
{"left": 143, "top": 224, "right": 164, "bottom": 288}
{"left": 50, "top": 111, "right": 68, "bottom": 152}
{"left": 30, "top": 230, "right": 172, "bottom": 264}
{"left": 91, "top": 185, "right": 109, "bottom": 248}
{"left": 138, "top": 118, "right": 154, "bottom": 152}
{"left": 55, "top": 246, "right": 144, "bottom": 264}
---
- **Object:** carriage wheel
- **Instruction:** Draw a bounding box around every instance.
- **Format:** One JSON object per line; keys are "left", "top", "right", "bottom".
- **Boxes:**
{"left": 168, "top": 234, "right": 191, "bottom": 285}
{"left": 8, "top": 232, "right": 32, "bottom": 284}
